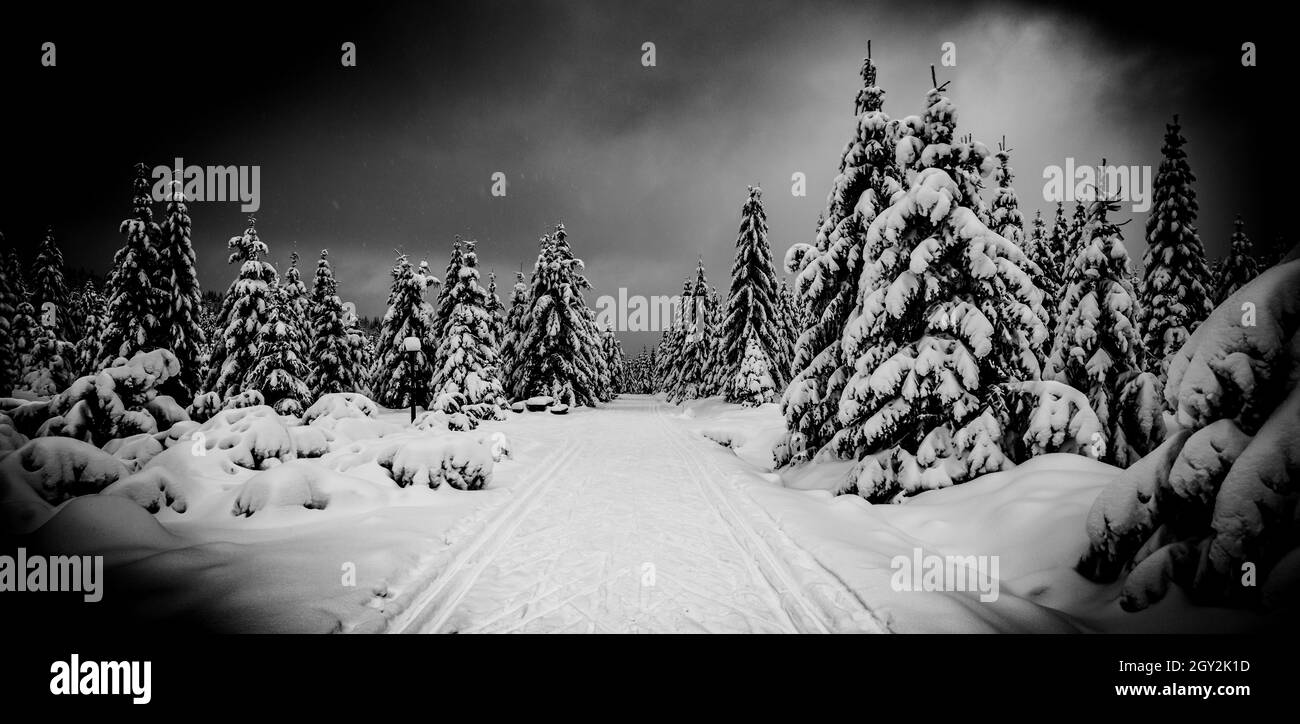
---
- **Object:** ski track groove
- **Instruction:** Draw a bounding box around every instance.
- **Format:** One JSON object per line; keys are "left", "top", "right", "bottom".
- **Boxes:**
{"left": 385, "top": 440, "right": 585, "bottom": 633}
{"left": 384, "top": 395, "right": 886, "bottom": 634}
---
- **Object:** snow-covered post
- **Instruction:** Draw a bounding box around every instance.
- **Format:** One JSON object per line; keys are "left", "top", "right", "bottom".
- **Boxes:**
{"left": 403, "top": 336, "right": 422, "bottom": 423}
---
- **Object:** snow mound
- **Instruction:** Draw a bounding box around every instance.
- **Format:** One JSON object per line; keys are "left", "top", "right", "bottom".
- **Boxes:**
{"left": 103, "top": 433, "right": 166, "bottom": 472}
{"left": 198, "top": 405, "right": 296, "bottom": 469}
{"left": 302, "top": 393, "right": 379, "bottom": 423}
{"left": 376, "top": 433, "right": 497, "bottom": 490}
{"left": 0, "top": 437, "right": 129, "bottom": 504}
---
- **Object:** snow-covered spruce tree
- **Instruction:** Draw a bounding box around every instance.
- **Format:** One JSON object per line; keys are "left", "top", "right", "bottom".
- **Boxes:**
{"left": 1215, "top": 216, "right": 1260, "bottom": 304}
{"left": 205, "top": 217, "right": 278, "bottom": 400}
{"left": 722, "top": 186, "right": 791, "bottom": 401}
{"left": 280, "top": 252, "right": 311, "bottom": 365}
{"left": 1045, "top": 196, "right": 1163, "bottom": 466}
{"left": 600, "top": 326, "right": 626, "bottom": 397}
{"left": 429, "top": 239, "right": 507, "bottom": 420}
{"left": 154, "top": 180, "right": 207, "bottom": 401}
{"left": 1023, "top": 210, "right": 1062, "bottom": 323}
{"left": 1078, "top": 260, "right": 1300, "bottom": 611}
{"left": 307, "top": 250, "right": 359, "bottom": 395}
{"left": 988, "top": 142, "right": 1024, "bottom": 250}
{"left": 781, "top": 48, "right": 903, "bottom": 464}
{"left": 1139, "top": 116, "right": 1215, "bottom": 379}
{"left": 658, "top": 278, "right": 693, "bottom": 396}
{"left": 73, "top": 280, "right": 106, "bottom": 377}
{"left": 9, "top": 302, "right": 40, "bottom": 383}
{"left": 371, "top": 255, "right": 439, "bottom": 408}
{"left": 732, "top": 337, "right": 777, "bottom": 407}
{"left": 100, "top": 164, "right": 163, "bottom": 369}
{"left": 29, "top": 226, "right": 73, "bottom": 340}
{"left": 830, "top": 81, "right": 1050, "bottom": 502}
{"left": 517, "top": 225, "right": 602, "bottom": 406}
{"left": 485, "top": 271, "right": 505, "bottom": 350}
{"left": 247, "top": 283, "right": 313, "bottom": 415}
{"left": 654, "top": 319, "right": 684, "bottom": 395}
{"left": 0, "top": 237, "right": 20, "bottom": 394}
{"left": 344, "top": 302, "right": 375, "bottom": 395}
{"left": 432, "top": 236, "right": 465, "bottom": 340}
{"left": 499, "top": 271, "right": 531, "bottom": 400}
{"left": 18, "top": 307, "right": 78, "bottom": 397}
{"left": 667, "top": 259, "right": 718, "bottom": 402}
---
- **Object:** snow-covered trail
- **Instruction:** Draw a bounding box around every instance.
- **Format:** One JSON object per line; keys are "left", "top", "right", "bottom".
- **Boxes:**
{"left": 386, "top": 395, "right": 886, "bottom": 633}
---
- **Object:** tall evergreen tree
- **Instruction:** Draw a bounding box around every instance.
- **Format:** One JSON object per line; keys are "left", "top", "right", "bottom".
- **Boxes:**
{"left": 100, "top": 163, "right": 163, "bottom": 368}
{"left": 280, "top": 252, "right": 310, "bottom": 364}
{"left": 429, "top": 239, "right": 507, "bottom": 419}
{"left": 1215, "top": 216, "right": 1260, "bottom": 304}
{"left": 831, "top": 81, "right": 1049, "bottom": 501}
{"left": 307, "top": 250, "right": 360, "bottom": 395}
{"left": 722, "top": 186, "right": 790, "bottom": 402}
{"left": 1023, "top": 210, "right": 1062, "bottom": 322}
{"left": 433, "top": 237, "right": 465, "bottom": 340}
{"left": 30, "top": 226, "right": 72, "bottom": 340}
{"left": 206, "top": 217, "right": 278, "bottom": 400}
{"left": 1138, "top": 116, "right": 1214, "bottom": 378}
{"left": 73, "top": 280, "right": 106, "bottom": 377}
{"left": 154, "top": 180, "right": 207, "bottom": 400}
{"left": 371, "top": 255, "right": 438, "bottom": 407}
{"left": 247, "top": 283, "right": 313, "bottom": 415}
{"left": 782, "top": 47, "right": 902, "bottom": 463}
{"left": 0, "top": 235, "right": 19, "bottom": 394}
{"left": 485, "top": 271, "right": 505, "bottom": 349}
{"left": 18, "top": 303, "right": 77, "bottom": 397}
{"left": 499, "top": 271, "right": 532, "bottom": 400}
{"left": 667, "top": 259, "right": 717, "bottom": 402}
{"left": 1046, "top": 196, "right": 1160, "bottom": 466}
{"left": 517, "top": 225, "right": 602, "bottom": 406}
{"left": 988, "top": 142, "right": 1024, "bottom": 249}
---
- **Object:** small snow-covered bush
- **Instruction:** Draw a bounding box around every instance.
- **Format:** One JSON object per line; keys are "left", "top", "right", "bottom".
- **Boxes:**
{"left": 1079, "top": 261, "right": 1300, "bottom": 610}
{"left": 288, "top": 425, "right": 332, "bottom": 458}
{"left": 231, "top": 460, "right": 332, "bottom": 516}
{"left": 187, "top": 391, "right": 222, "bottom": 423}
{"left": 377, "top": 434, "right": 496, "bottom": 490}
{"left": 222, "top": 389, "right": 265, "bottom": 411}
{"left": 103, "top": 433, "right": 166, "bottom": 473}
{"left": 0, "top": 412, "right": 27, "bottom": 459}
{"left": 146, "top": 395, "right": 191, "bottom": 429}
{"left": 198, "top": 405, "right": 295, "bottom": 469}
{"left": 103, "top": 467, "right": 191, "bottom": 514}
{"left": 302, "top": 392, "right": 378, "bottom": 424}
{"left": 40, "top": 349, "right": 181, "bottom": 446}
{"left": 0, "top": 437, "right": 128, "bottom": 503}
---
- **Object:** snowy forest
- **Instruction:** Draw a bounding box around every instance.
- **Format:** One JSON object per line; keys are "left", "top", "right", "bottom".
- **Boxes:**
{"left": 1, "top": 12, "right": 1295, "bottom": 636}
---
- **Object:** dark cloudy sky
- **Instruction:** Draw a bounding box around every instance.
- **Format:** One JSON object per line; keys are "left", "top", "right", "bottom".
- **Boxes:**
{"left": 1, "top": 1, "right": 1278, "bottom": 351}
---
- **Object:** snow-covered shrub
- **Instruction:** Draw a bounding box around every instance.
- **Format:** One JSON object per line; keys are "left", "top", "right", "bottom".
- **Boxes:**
{"left": 187, "top": 391, "right": 222, "bottom": 423}
{"left": 103, "top": 433, "right": 166, "bottom": 473}
{"left": 6, "top": 400, "right": 52, "bottom": 438}
{"left": 995, "top": 380, "right": 1104, "bottom": 461}
{"left": 547, "top": 404, "right": 570, "bottom": 416}
{"left": 222, "top": 389, "right": 265, "bottom": 411}
{"left": 288, "top": 425, "right": 332, "bottom": 458}
{"left": 102, "top": 467, "right": 191, "bottom": 514}
{"left": 510, "top": 401, "right": 526, "bottom": 413}
{"left": 376, "top": 434, "right": 496, "bottom": 490}
{"left": 198, "top": 405, "right": 295, "bottom": 469}
{"left": 1078, "top": 260, "right": 1300, "bottom": 610}
{"left": 0, "top": 437, "right": 128, "bottom": 503}
{"left": 39, "top": 349, "right": 180, "bottom": 447}
{"left": 411, "top": 409, "right": 478, "bottom": 432}
{"left": 301, "top": 392, "right": 378, "bottom": 424}
{"left": 231, "top": 460, "right": 332, "bottom": 516}
{"left": 0, "top": 412, "right": 27, "bottom": 459}
{"left": 146, "top": 395, "right": 190, "bottom": 429}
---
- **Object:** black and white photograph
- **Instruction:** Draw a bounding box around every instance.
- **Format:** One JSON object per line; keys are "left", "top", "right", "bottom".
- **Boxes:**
{"left": 0, "top": 0, "right": 1289, "bottom": 708}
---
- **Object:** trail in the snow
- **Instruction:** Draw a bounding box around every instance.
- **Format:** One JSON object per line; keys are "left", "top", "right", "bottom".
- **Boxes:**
{"left": 386, "top": 396, "right": 884, "bottom": 633}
